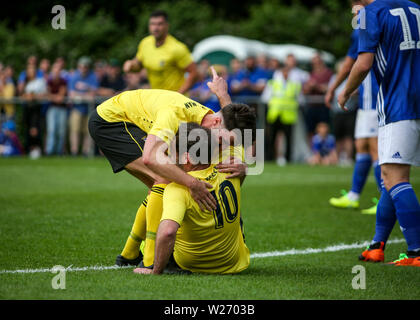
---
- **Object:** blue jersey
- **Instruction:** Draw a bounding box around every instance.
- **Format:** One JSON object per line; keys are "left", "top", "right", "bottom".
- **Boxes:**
{"left": 348, "top": 30, "right": 379, "bottom": 111}
{"left": 312, "top": 134, "right": 336, "bottom": 157}
{"left": 358, "top": 0, "right": 420, "bottom": 126}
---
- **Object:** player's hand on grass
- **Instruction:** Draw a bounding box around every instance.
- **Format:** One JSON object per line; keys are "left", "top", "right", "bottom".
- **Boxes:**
{"left": 133, "top": 267, "right": 153, "bottom": 275}
{"left": 189, "top": 178, "right": 217, "bottom": 212}
{"left": 216, "top": 157, "right": 247, "bottom": 179}
{"left": 207, "top": 66, "right": 228, "bottom": 98}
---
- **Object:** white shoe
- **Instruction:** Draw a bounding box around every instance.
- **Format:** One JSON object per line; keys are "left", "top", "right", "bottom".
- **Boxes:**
{"left": 29, "top": 147, "right": 41, "bottom": 159}
{"left": 276, "top": 157, "right": 287, "bottom": 167}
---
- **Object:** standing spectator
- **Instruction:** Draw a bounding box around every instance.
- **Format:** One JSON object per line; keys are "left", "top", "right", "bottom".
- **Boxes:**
{"left": 284, "top": 54, "right": 310, "bottom": 85}
{"left": 17, "top": 55, "right": 44, "bottom": 95}
{"left": 39, "top": 58, "right": 51, "bottom": 80}
{"left": 308, "top": 122, "right": 338, "bottom": 166}
{"left": 0, "top": 120, "right": 24, "bottom": 157}
{"left": 0, "top": 66, "right": 16, "bottom": 120}
{"left": 123, "top": 10, "right": 197, "bottom": 94}
{"left": 124, "top": 72, "right": 149, "bottom": 91}
{"left": 68, "top": 56, "right": 98, "bottom": 156}
{"left": 94, "top": 60, "right": 107, "bottom": 84}
{"left": 53, "top": 57, "right": 71, "bottom": 82}
{"left": 261, "top": 61, "right": 302, "bottom": 165}
{"left": 97, "top": 59, "right": 126, "bottom": 97}
{"left": 21, "top": 64, "right": 47, "bottom": 159}
{"left": 303, "top": 53, "right": 334, "bottom": 143}
{"left": 45, "top": 63, "right": 68, "bottom": 156}
{"left": 227, "top": 58, "right": 243, "bottom": 96}
{"left": 230, "top": 56, "right": 269, "bottom": 99}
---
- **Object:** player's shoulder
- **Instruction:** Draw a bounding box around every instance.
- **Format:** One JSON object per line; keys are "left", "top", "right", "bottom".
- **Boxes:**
{"left": 139, "top": 35, "right": 155, "bottom": 47}
{"left": 166, "top": 35, "right": 190, "bottom": 52}
{"left": 165, "top": 182, "right": 190, "bottom": 198}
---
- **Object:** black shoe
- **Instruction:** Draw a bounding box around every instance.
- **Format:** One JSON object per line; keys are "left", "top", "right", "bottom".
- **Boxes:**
{"left": 138, "top": 260, "right": 154, "bottom": 269}
{"left": 115, "top": 251, "right": 143, "bottom": 266}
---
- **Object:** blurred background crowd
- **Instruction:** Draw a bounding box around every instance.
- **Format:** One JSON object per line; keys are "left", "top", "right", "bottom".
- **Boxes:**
{"left": 0, "top": 51, "right": 358, "bottom": 165}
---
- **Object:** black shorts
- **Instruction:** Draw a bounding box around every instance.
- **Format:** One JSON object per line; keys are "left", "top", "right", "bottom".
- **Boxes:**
{"left": 332, "top": 111, "right": 357, "bottom": 140}
{"left": 88, "top": 109, "right": 147, "bottom": 173}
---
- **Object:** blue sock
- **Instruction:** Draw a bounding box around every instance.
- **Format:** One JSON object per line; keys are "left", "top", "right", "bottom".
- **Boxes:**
{"left": 372, "top": 160, "right": 382, "bottom": 192}
{"left": 350, "top": 153, "right": 372, "bottom": 194}
{"left": 389, "top": 182, "right": 420, "bottom": 251}
{"left": 373, "top": 181, "right": 397, "bottom": 244}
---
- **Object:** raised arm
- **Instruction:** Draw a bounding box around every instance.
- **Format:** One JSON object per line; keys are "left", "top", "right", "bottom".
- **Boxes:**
{"left": 207, "top": 66, "right": 232, "bottom": 108}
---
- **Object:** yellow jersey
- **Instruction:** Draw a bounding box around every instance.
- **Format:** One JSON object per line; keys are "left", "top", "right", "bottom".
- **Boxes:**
{"left": 161, "top": 165, "right": 250, "bottom": 274}
{"left": 96, "top": 89, "right": 212, "bottom": 144}
{"left": 136, "top": 35, "right": 193, "bottom": 91}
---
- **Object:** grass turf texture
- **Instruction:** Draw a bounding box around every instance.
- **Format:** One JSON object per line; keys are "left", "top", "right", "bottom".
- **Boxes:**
{"left": 0, "top": 157, "right": 419, "bottom": 300}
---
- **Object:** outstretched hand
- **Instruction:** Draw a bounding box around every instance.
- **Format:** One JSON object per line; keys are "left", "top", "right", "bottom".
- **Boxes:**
{"left": 207, "top": 66, "right": 228, "bottom": 97}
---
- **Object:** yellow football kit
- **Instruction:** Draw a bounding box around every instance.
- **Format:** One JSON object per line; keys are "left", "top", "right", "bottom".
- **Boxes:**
{"left": 96, "top": 89, "right": 212, "bottom": 145}
{"left": 136, "top": 35, "right": 193, "bottom": 91}
{"left": 161, "top": 165, "right": 250, "bottom": 274}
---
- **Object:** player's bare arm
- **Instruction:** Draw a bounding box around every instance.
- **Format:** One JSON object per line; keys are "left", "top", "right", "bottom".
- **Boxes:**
{"left": 142, "top": 134, "right": 217, "bottom": 211}
{"left": 123, "top": 58, "right": 142, "bottom": 73}
{"left": 338, "top": 52, "right": 374, "bottom": 110}
{"left": 325, "top": 56, "right": 356, "bottom": 107}
{"left": 207, "top": 66, "right": 232, "bottom": 108}
{"left": 133, "top": 219, "right": 179, "bottom": 275}
{"left": 178, "top": 62, "right": 198, "bottom": 94}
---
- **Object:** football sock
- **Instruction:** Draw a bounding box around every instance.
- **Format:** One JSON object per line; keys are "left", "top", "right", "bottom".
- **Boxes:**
{"left": 373, "top": 160, "right": 382, "bottom": 192}
{"left": 121, "top": 196, "right": 148, "bottom": 260}
{"left": 350, "top": 153, "right": 372, "bottom": 195}
{"left": 373, "top": 181, "right": 397, "bottom": 245}
{"left": 389, "top": 182, "right": 420, "bottom": 251}
{"left": 143, "top": 184, "right": 167, "bottom": 267}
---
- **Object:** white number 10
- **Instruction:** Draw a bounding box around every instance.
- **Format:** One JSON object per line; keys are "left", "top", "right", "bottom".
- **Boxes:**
{"left": 390, "top": 7, "right": 420, "bottom": 50}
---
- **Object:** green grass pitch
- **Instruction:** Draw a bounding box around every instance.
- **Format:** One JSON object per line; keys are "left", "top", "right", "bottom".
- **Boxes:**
{"left": 0, "top": 158, "right": 419, "bottom": 300}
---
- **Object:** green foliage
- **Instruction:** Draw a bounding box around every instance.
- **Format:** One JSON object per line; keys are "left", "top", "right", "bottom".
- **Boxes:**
{"left": 0, "top": 0, "right": 355, "bottom": 73}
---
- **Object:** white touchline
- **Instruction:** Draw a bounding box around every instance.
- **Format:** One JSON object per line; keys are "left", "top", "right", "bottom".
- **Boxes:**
{"left": 0, "top": 238, "right": 405, "bottom": 275}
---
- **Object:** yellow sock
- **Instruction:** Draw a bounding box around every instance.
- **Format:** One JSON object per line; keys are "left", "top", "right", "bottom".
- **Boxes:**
{"left": 121, "top": 196, "right": 148, "bottom": 260}
{"left": 143, "top": 184, "right": 166, "bottom": 267}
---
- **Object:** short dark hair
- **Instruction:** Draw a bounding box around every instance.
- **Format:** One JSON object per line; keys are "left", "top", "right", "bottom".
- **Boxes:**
{"left": 175, "top": 122, "right": 217, "bottom": 165}
{"left": 221, "top": 103, "right": 257, "bottom": 144}
{"left": 149, "top": 10, "right": 169, "bottom": 22}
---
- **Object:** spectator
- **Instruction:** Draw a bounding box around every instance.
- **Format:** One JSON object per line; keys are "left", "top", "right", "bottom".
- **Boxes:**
{"left": 94, "top": 60, "right": 107, "bottom": 84}
{"left": 97, "top": 59, "right": 126, "bottom": 97}
{"left": 0, "top": 120, "right": 24, "bottom": 157}
{"left": 53, "top": 57, "right": 71, "bottom": 81}
{"left": 328, "top": 59, "right": 358, "bottom": 166}
{"left": 39, "top": 58, "right": 51, "bottom": 80}
{"left": 262, "top": 61, "right": 302, "bottom": 165}
{"left": 284, "top": 54, "right": 310, "bottom": 86}
{"left": 308, "top": 122, "right": 338, "bottom": 166}
{"left": 45, "top": 63, "right": 68, "bottom": 156}
{"left": 230, "top": 56, "right": 269, "bottom": 99}
{"left": 267, "top": 57, "right": 281, "bottom": 78}
{"left": 124, "top": 72, "right": 149, "bottom": 90}
{"left": 303, "top": 53, "right": 334, "bottom": 143}
{"left": 0, "top": 66, "right": 16, "bottom": 120}
{"left": 21, "top": 64, "right": 47, "bottom": 159}
{"left": 227, "top": 58, "right": 243, "bottom": 93}
{"left": 68, "top": 56, "right": 98, "bottom": 156}
{"left": 17, "top": 55, "right": 44, "bottom": 95}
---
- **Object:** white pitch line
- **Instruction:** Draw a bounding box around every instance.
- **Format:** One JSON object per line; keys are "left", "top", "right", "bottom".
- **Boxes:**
{"left": 250, "top": 238, "right": 405, "bottom": 258}
{"left": 0, "top": 238, "right": 405, "bottom": 275}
